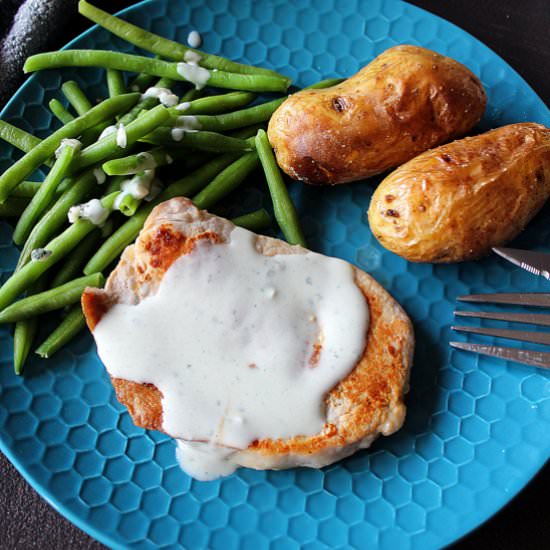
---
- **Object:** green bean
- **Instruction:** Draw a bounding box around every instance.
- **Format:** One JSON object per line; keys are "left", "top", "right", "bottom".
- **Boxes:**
{"left": 162, "top": 80, "right": 340, "bottom": 138}
{"left": 112, "top": 170, "right": 154, "bottom": 217}
{"left": 183, "top": 123, "right": 264, "bottom": 170}
{"left": 9, "top": 181, "right": 42, "bottom": 199}
{"left": 193, "top": 152, "right": 259, "bottom": 210}
{"left": 24, "top": 50, "right": 290, "bottom": 93}
{"left": 78, "top": 0, "right": 286, "bottom": 79}
{"left": 49, "top": 99, "right": 75, "bottom": 124}
{"left": 116, "top": 194, "right": 141, "bottom": 217}
{"left": 150, "top": 80, "right": 336, "bottom": 150}
{"left": 134, "top": 152, "right": 239, "bottom": 204}
{"left": 16, "top": 170, "right": 97, "bottom": 270}
{"left": 255, "top": 129, "right": 305, "bottom": 246}
{"left": 129, "top": 71, "right": 156, "bottom": 93}
{"left": 104, "top": 175, "right": 125, "bottom": 195}
{"left": 14, "top": 316, "right": 37, "bottom": 374}
{"left": 61, "top": 81, "right": 93, "bottom": 116}
{"left": 180, "top": 89, "right": 203, "bottom": 102}
{"left": 51, "top": 229, "right": 102, "bottom": 287}
{"left": 0, "top": 193, "right": 119, "bottom": 310}
{"left": 70, "top": 104, "right": 170, "bottom": 172}
{"left": 170, "top": 92, "right": 256, "bottom": 116}
{"left": 0, "top": 198, "right": 29, "bottom": 217}
{"left": 61, "top": 80, "right": 115, "bottom": 146}
{"left": 106, "top": 69, "right": 126, "bottom": 97}
{"left": 303, "top": 78, "right": 345, "bottom": 90}
{"left": 59, "top": 82, "right": 115, "bottom": 147}
{"left": 145, "top": 129, "right": 254, "bottom": 153}
{"left": 183, "top": 151, "right": 215, "bottom": 171}
{"left": 0, "top": 273, "right": 104, "bottom": 323}
{"left": 229, "top": 123, "right": 267, "bottom": 139}
{"left": 118, "top": 77, "right": 174, "bottom": 126}
{"left": 102, "top": 146, "right": 185, "bottom": 175}
{"left": 231, "top": 208, "right": 272, "bottom": 232}
{"left": 173, "top": 97, "right": 285, "bottom": 133}
{"left": 35, "top": 305, "right": 86, "bottom": 359}
{"left": 84, "top": 153, "right": 240, "bottom": 274}
{"left": 0, "top": 93, "right": 139, "bottom": 203}
{"left": 0, "top": 120, "right": 51, "bottom": 163}
{"left": 13, "top": 278, "right": 47, "bottom": 374}
{"left": 13, "top": 142, "right": 78, "bottom": 245}
{"left": 164, "top": 81, "right": 339, "bottom": 137}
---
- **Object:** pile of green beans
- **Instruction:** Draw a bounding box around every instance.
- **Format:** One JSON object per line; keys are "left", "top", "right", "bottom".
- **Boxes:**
{"left": 0, "top": 0, "right": 340, "bottom": 373}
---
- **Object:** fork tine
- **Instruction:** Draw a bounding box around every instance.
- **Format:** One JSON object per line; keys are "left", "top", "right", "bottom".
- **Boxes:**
{"left": 450, "top": 341, "right": 550, "bottom": 369}
{"left": 457, "top": 293, "right": 550, "bottom": 307}
{"left": 452, "top": 325, "right": 550, "bottom": 345}
{"left": 454, "top": 310, "right": 550, "bottom": 327}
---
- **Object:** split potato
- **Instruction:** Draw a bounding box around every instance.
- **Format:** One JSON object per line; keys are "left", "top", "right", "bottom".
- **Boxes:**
{"left": 268, "top": 45, "right": 487, "bottom": 185}
{"left": 368, "top": 123, "right": 550, "bottom": 263}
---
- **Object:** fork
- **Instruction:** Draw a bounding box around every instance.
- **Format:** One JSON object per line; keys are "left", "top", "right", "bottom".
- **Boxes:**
{"left": 450, "top": 292, "right": 550, "bottom": 369}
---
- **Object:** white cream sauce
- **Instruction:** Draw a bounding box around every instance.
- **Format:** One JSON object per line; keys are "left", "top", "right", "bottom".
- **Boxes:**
{"left": 170, "top": 128, "right": 185, "bottom": 142}
{"left": 122, "top": 169, "right": 155, "bottom": 199}
{"left": 170, "top": 115, "right": 202, "bottom": 141}
{"left": 54, "top": 138, "right": 81, "bottom": 158}
{"left": 114, "top": 170, "right": 156, "bottom": 211}
{"left": 93, "top": 167, "right": 106, "bottom": 185}
{"left": 187, "top": 31, "right": 202, "bottom": 48}
{"left": 116, "top": 124, "right": 127, "bottom": 148}
{"left": 144, "top": 178, "right": 163, "bottom": 202}
{"left": 175, "top": 101, "right": 191, "bottom": 111}
{"left": 135, "top": 152, "right": 157, "bottom": 171}
{"left": 176, "top": 115, "right": 202, "bottom": 131}
{"left": 184, "top": 50, "right": 202, "bottom": 64}
{"left": 93, "top": 227, "right": 369, "bottom": 480}
{"left": 142, "top": 87, "right": 179, "bottom": 107}
{"left": 176, "top": 441, "right": 237, "bottom": 481}
{"left": 68, "top": 198, "right": 109, "bottom": 226}
{"left": 98, "top": 125, "right": 117, "bottom": 141}
{"left": 177, "top": 51, "right": 211, "bottom": 90}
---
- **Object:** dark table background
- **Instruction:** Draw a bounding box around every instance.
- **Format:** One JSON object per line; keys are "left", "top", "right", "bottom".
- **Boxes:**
{"left": 0, "top": 0, "right": 548, "bottom": 548}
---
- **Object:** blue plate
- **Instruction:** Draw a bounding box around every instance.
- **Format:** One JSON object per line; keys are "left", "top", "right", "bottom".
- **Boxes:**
{"left": 1, "top": 1, "right": 549, "bottom": 548}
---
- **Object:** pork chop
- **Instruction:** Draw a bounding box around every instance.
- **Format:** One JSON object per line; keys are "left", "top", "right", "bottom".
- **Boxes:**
{"left": 82, "top": 198, "right": 414, "bottom": 471}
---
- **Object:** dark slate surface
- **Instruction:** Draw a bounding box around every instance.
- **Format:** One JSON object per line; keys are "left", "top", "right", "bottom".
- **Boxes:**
{"left": 0, "top": 0, "right": 548, "bottom": 548}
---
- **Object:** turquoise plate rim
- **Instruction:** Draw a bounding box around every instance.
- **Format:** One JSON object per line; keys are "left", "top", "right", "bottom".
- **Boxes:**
{"left": 0, "top": 1, "right": 548, "bottom": 548}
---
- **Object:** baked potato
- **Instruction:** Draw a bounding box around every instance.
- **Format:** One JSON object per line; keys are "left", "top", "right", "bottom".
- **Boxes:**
{"left": 367, "top": 123, "right": 550, "bottom": 263}
{"left": 267, "top": 45, "right": 487, "bottom": 185}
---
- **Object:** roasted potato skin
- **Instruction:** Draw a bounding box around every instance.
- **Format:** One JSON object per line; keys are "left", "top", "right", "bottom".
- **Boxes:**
{"left": 267, "top": 45, "right": 487, "bottom": 185}
{"left": 368, "top": 123, "right": 550, "bottom": 263}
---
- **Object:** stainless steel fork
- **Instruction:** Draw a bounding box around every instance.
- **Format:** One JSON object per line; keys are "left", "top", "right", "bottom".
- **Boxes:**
{"left": 450, "top": 293, "right": 550, "bottom": 369}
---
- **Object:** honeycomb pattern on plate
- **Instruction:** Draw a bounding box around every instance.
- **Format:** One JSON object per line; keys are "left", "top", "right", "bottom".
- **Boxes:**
{"left": 1, "top": 0, "right": 549, "bottom": 548}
